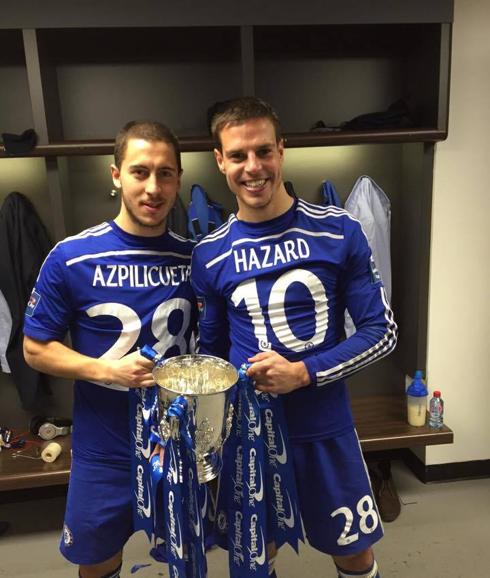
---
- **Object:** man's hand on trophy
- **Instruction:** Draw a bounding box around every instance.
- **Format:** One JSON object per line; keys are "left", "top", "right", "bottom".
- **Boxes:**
{"left": 102, "top": 350, "right": 155, "bottom": 388}
{"left": 246, "top": 351, "right": 310, "bottom": 394}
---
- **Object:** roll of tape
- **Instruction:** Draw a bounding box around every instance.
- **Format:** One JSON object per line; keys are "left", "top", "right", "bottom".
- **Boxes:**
{"left": 41, "top": 442, "right": 62, "bottom": 463}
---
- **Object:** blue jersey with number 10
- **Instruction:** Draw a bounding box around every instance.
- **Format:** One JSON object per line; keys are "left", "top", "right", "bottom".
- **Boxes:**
{"left": 24, "top": 221, "right": 196, "bottom": 461}
{"left": 191, "top": 198, "right": 397, "bottom": 441}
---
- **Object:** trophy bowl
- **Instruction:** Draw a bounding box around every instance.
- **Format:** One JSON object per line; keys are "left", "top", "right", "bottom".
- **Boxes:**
{"left": 152, "top": 354, "right": 238, "bottom": 483}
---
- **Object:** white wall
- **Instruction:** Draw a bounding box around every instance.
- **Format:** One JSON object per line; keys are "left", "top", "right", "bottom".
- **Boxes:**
{"left": 427, "top": 0, "right": 490, "bottom": 464}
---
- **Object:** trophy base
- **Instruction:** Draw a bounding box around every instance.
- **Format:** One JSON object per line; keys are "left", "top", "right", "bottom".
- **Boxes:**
{"left": 198, "top": 451, "right": 223, "bottom": 483}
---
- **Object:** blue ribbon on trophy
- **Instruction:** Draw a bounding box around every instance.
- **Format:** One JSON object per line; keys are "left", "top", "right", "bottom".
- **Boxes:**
{"left": 217, "top": 365, "right": 303, "bottom": 578}
{"left": 136, "top": 346, "right": 215, "bottom": 578}
{"left": 131, "top": 347, "right": 300, "bottom": 578}
{"left": 161, "top": 395, "right": 207, "bottom": 578}
{"left": 129, "top": 385, "right": 158, "bottom": 541}
{"left": 259, "top": 392, "right": 303, "bottom": 552}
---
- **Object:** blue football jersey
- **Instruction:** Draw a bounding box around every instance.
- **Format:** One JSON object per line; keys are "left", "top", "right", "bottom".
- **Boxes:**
{"left": 24, "top": 221, "right": 196, "bottom": 461}
{"left": 191, "top": 198, "right": 397, "bottom": 441}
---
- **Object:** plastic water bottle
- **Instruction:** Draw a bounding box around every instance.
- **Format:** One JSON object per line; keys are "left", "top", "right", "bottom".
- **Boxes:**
{"left": 406, "top": 370, "right": 428, "bottom": 427}
{"left": 428, "top": 390, "right": 444, "bottom": 428}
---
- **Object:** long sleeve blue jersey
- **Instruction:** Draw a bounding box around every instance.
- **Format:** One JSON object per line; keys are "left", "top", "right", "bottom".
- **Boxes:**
{"left": 191, "top": 198, "right": 397, "bottom": 441}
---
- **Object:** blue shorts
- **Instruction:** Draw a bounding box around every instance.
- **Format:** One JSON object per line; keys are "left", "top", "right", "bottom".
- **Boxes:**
{"left": 291, "top": 428, "right": 383, "bottom": 556}
{"left": 60, "top": 457, "right": 134, "bottom": 565}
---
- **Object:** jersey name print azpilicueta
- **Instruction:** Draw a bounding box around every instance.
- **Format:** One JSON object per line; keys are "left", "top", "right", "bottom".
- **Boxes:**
{"left": 24, "top": 221, "right": 196, "bottom": 461}
{"left": 191, "top": 198, "right": 397, "bottom": 441}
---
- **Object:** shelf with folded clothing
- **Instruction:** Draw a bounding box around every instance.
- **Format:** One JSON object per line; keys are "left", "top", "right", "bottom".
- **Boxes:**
{"left": 0, "top": 12, "right": 451, "bottom": 160}
{"left": 253, "top": 23, "right": 451, "bottom": 137}
{"left": 1, "top": 18, "right": 451, "bottom": 155}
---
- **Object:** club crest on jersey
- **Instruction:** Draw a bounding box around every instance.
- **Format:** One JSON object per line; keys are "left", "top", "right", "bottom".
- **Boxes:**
{"left": 25, "top": 289, "right": 41, "bottom": 317}
{"left": 217, "top": 510, "right": 228, "bottom": 533}
{"left": 197, "top": 295, "right": 206, "bottom": 319}
{"left": 369, "top": 256, "right": 382, "bottom": 284}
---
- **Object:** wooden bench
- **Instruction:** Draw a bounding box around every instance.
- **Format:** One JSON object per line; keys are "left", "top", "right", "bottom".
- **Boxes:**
{"left": 352, "top": 394, "right": 453, "bottom": 451}
{"left": 0, "top": 395, "right": 453, "bottom": 493}
{"left": 0, "top": 434, "right": 72, "bottom": 492}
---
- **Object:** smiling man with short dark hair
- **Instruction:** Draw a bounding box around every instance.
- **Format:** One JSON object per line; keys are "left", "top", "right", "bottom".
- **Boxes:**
{"left": 23, "top": 120, "right": 196, "bottom": 578}
{"left": 192, "top": 96, "right": 397, "bottom": 578}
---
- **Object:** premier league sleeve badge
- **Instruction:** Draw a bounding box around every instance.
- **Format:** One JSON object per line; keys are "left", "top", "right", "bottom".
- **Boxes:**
{"left": 197, "top": 295, "right": 206, "bottom": 319}
{"left": 25, "top": 289, "right": 41, "bottom": 317}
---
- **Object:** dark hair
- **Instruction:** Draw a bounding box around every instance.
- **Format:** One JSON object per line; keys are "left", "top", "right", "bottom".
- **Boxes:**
{"left": 114, "top": 120, "right": 182, "bottom": 172}
{"left": 209, "top": 96, "right": 282, "bottom": 149}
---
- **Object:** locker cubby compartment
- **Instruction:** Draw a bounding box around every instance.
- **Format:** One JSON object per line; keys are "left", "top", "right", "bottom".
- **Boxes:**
{"left": 35, "top": 27, "right": 243, "bottom": 141}
{"left": 253, "top": 24, "right": 449, "bottom": 139}
{"left": 0, "top": 30, "right": 34, "bottom": 137}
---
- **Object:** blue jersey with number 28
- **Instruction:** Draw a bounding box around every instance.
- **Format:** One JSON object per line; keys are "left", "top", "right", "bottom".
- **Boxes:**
{"left": 24, "top": 221, "right": 196, "bottom": 461}
{"left": 191, "top": 198, "right": 397, "bottom": 441}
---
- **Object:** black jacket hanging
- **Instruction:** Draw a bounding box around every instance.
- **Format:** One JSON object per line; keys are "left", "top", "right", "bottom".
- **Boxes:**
{"left": 0, "top": 192, "right": 53, "bottom": 408}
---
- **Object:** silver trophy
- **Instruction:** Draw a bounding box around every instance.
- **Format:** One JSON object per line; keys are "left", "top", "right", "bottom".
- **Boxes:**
{"left": 146, "top": 351, "right": 238, "bottom": 483}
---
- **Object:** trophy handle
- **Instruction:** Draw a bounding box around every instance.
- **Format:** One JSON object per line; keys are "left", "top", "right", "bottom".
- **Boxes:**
{"left": 140, "top": 344, "right": 164, "bottom": 365}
